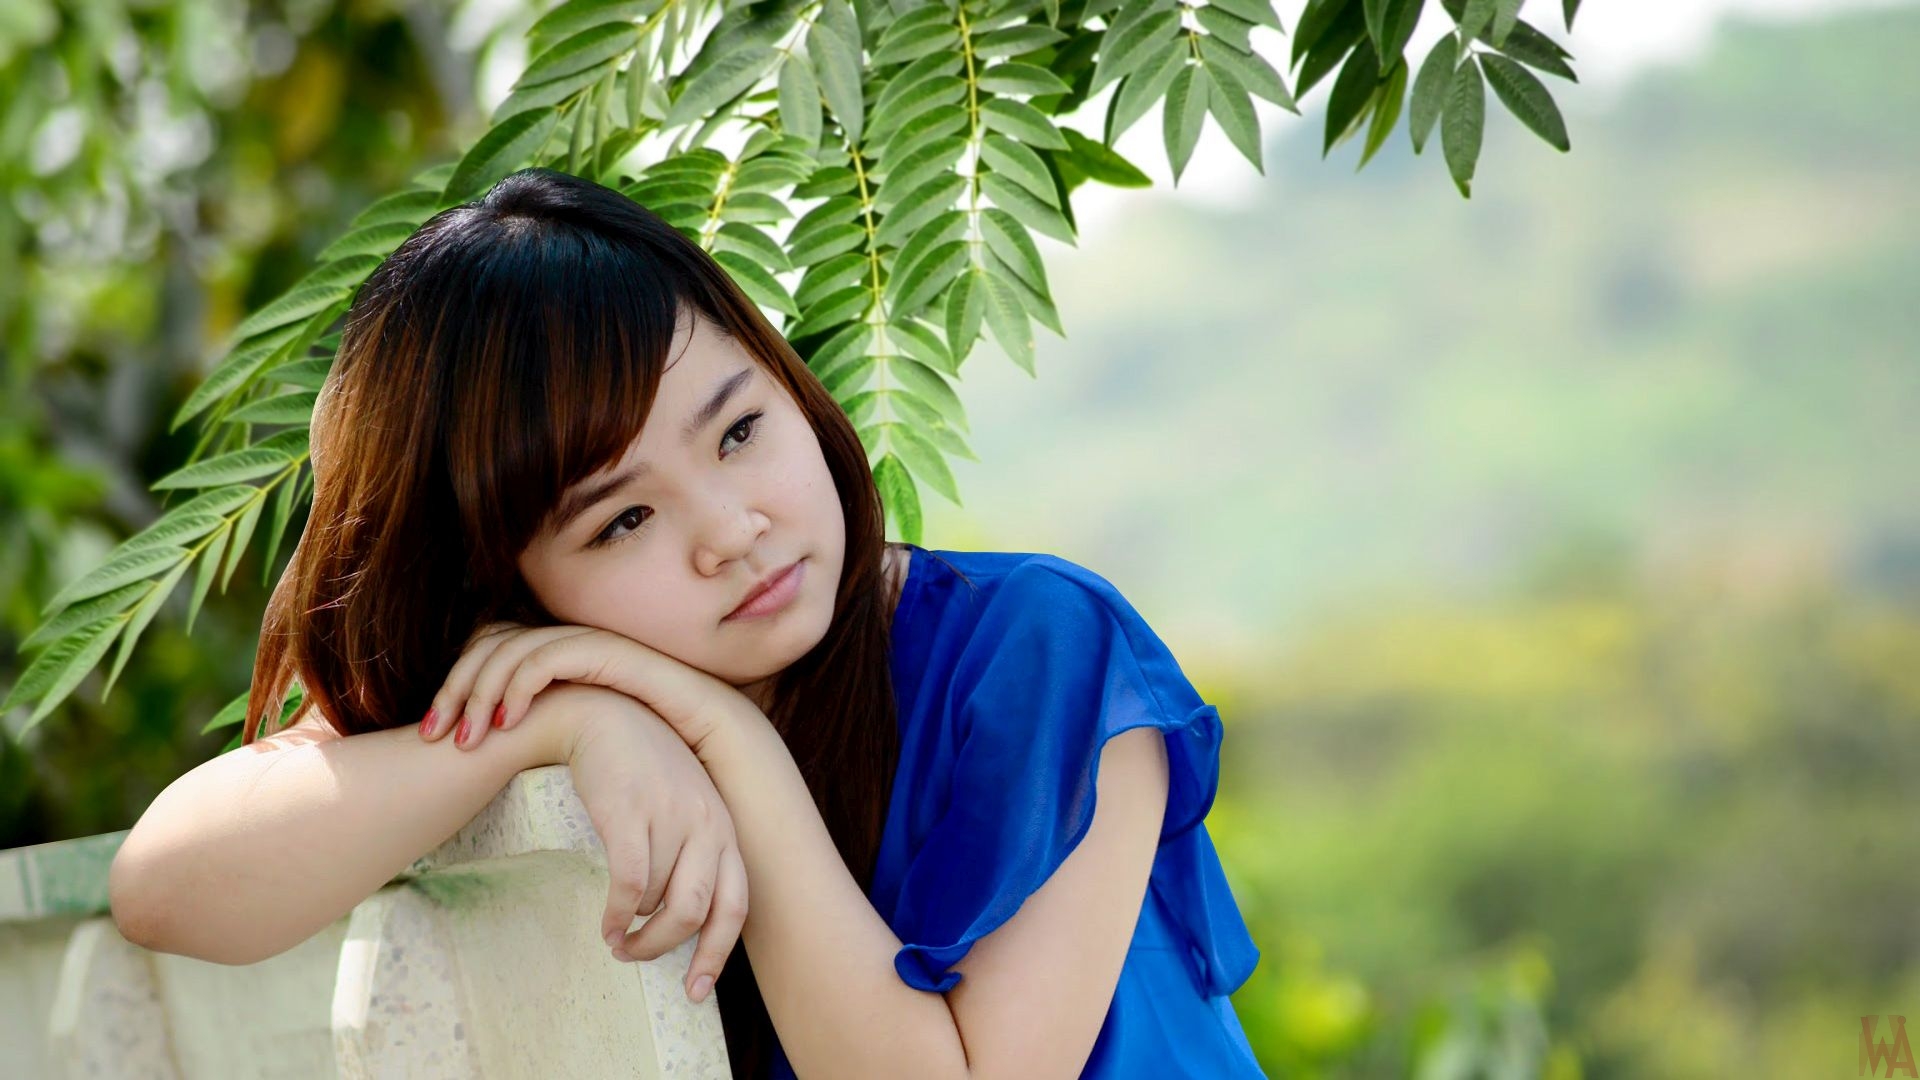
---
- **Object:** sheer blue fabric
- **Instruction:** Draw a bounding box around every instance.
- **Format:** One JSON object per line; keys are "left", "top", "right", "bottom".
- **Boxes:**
{"left": 768, "top": 547, "right": 1264, "bottom": 1078}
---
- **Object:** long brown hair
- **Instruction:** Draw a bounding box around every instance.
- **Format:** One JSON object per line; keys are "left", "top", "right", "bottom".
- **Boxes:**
{"left": 244, "top": 167, "right": 899, "bottom": 1078}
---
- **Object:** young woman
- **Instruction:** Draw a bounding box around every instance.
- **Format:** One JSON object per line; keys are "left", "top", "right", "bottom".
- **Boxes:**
{"left": 107, "top": 168, "right": 1262, "bottom": 1078}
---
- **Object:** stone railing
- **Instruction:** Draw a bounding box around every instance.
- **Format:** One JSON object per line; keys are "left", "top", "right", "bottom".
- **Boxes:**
{"left": 0, "top": 766, "right": 730, "bottom": 1078}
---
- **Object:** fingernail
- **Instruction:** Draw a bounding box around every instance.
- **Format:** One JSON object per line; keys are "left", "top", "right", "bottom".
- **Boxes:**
{"left": 491, "top": 703, "right": 506, "bottom": 729}
{"left": 689, "top": 975, "right": 713, "bottom": 1002}
{"left": 454, "top": 715, "right": 471, "bottom": 745}
{"left": 605, "top": 929, "right": 622, "bottom": 948}
{"left": 612, "top": 947, "right": 632, "bottom": 963}
{"left": 420, "top": 708, "right": 437, "bottom": 736}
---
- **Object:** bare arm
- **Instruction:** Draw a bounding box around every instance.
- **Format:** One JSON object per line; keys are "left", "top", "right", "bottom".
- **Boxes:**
{"left": 107, "top": 688, "right": 590, "bottom": 966}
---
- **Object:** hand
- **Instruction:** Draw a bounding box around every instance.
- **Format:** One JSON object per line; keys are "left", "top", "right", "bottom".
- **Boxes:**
{"left": 420, "top": 621, "right": 758, "bottom": 764}
{"left": 514, "top": 683, "right": 748, "bottom": 1004}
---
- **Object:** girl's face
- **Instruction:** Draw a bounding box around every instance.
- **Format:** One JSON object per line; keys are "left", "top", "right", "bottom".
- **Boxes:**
{"left": 516, "top": 308, "right": 846, "bottom": 705}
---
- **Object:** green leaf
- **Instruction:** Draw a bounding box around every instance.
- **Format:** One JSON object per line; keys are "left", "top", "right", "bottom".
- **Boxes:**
{"left": 1564, "top": 0, "right": 1582, "bottom": 32}
{"left": 1106, "top": 45, "right": 1187, "bottom": 143}
{"left": 1196, "top": 34, "right": 1296, "bottom": 111}
{"left": 1061, "top": 130, "right": 1151, "bottom": 188}
{"left": 777, "top": 49, "right": 822, "bottom": 146}
{"left": 789, "top": 285, "right": 872, "bottom": 342}
{"left": 529, "top": 0, "right": 651, "bottom": 52}
{"left": 1090, "top": 9, "right": 1180, "bottom": 97}
{"left": 983, "top": 248, "right": 1064, "bottom": 336}
{"left": 797, "top": 251, "right": 869, "bottom": 310}
{"left": 1457, "top": 0, "right": 1495, "bottom": 40}
{"left": 6, "top": 617, "right": 124, "bottom": 732}
{"left": 1408, "top": 33, "right": 1459, "bottom": 153}
{"left": 1358, "top": 58, "right": 1408, "bottom": 168}
{"left": 979, "top": 135, "right": 1060, "bottom": 209}
{"left": 101, "top": 557, "right": 192, "bottom": 697}
{"left": 873, "top": 453, "right": 922, "bottom": 544}
{"left": 226, "top": 390, "right": 319, "bottom": 426}
{"left": 871, "top": 52, "right": 964, "bottom": 132}
{"left": 312, "top": 223, "right": 415, "bottom": 264}
{"left": 1293, "top": 0, "right": 1355, "bottom": 67}
{"left": 888, "top": 356, "right": 969, "bottom": 432}
{"left": 713, "top": 250, "right": 802, "bottom": 317}
{"left": 978, "top": 99, "right": 1069, "bottom": 151}
{"left": 889, "top": 211, "right": 968, "bottom": 296}
{"left": 716, "top": 191, "right": 791, "bottom": 228}
{"left": 1210, "top": 0, "right": 1283, "bottom": 30}
{"left": 1294, "top": 2, "right": 1366, "bottom": 98}
{"left": 22, "top": 584, "right": 144, "bottom": 652}
{"left": 347, "top": 188, "right": 442, "bottom": 230}
{"left": 1324, "top": 40, "right": 1379, "bottom": 155}
{"left": 214, "top": 498, "right": 263, "bottom": 593}
{"left": 152, "top": 446, "right": 293, "bottom": 491}
{"left": 1493, "top": 19, "right": 1578, "bottom": 82}
{"left": 871, "top": 80, "right": 967, "bottom": 151}
{"left": 444, "top": 107, "right": 562, "bottom": 203}
{"left": 1481, "top": 53, "right": 1568, "bottom": 151}
{"left": 874, "top": 174, "right": 967, "bottom": 249}
{"left": 1165, "top": 63, "right": 1212, "bottom": 185}
{"left": 945, "top": 266, "right": 986, "bottom": 364}
{"left": 259, "top": 466, "right": 303, "bottom": 587}
{"left": 1491, "top": 0, "right": 1523, "bottom": 46}
{"left": 123, "top": 511, "right": 227, "bottom": 556}
{"left": 40, "top": 546, "right": 189, "bottom": 615}
{"left": 980, "top": 268, "right": 1035, "bottom": 373}
{"left": 666, "top": 44, "right": 778, "bottom": 129}
{"left": 977, "top": 62, "right": 1073, "bottom": 97}
{"left": 875, "top": 137, "right": 969, "bottom": 213}
{"left": 712, "top": 222, "right": 793, "bottom": 272}
{"left": 788, "top": 221, "right": 869, "bottom": 267}
{"left": 1380, "top": 0, "right": 1424, "bottom": 66}
{"left": 1206, "top": 63, "right": 1264, "bottom": 172}
{"left": 978, "top": 208, "right": 1048, "bottom": 295}
{"left": 200, "top": 690, "right": 251, "bottom": 735}
{"left": 1194, "top": 5, "right": 1254, "bottom": 52}
{"left": 1363, "top": 0, "right": 1390, "bottom": 54}
{"left": 872, "top": 23, "right": 959, "bottom": 66}
{"left": 889, "top": 239, "right": 969, "bottom": 319}
{"left": 187, "top": 527, "right": 229, "bottom": 633}
{"left": 977, "top": 172, "right": 1076, "bottom": 245}
{"left": 881, "top": 421, "right": 959, "bottom": 504}
{"left": 973, "top": 25, "right": 1070, "bottom": 59}
{"left": 268, "top": 357, "right": 333, "bottom": 391}
{"left": 521, "top": 22, "right": 639, "bottom": 88}
{"left": 808, "top": 18, "right": 864, "bottom": 146}
{"left": 806, "top": 322, "right": 874, "bottom": 381}
{"left": 1441, "top": 54, "right": 1485, "bottom": 197}
{"left": 228, "top": 283, "right": 349, "bottom": 344}
{"left": 890, "top": 318, "right": 957, "bottom": 376}
{"left": 170, "top": 322, "right": 305, "bottom": 432}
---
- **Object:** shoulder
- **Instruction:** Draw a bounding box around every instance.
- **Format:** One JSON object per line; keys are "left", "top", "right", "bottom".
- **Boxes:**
{"left": 932, "top": 549, "right": 1141, "bottom": 626}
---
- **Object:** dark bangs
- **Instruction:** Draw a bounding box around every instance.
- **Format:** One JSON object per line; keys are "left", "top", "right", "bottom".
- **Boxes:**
{"left": 402, "top": 173, "right": 735, "bottom": 594}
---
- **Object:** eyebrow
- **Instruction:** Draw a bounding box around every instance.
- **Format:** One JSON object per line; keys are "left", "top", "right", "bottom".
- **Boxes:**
{"left": 550, "top": 366, "right": 757, "bottom": 536}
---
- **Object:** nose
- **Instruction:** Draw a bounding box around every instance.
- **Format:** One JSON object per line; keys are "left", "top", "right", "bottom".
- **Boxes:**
{"left": 692, "top": 488, "right": 769, "bottom": 576}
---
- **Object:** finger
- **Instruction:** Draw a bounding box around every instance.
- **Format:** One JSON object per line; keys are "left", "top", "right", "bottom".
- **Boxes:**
{"left": 424, "top": 628, "right": 515, "bottom": 741}
{"left": 458, "top": 626, "right": 598, "bottom": 750}
{"left": 600, "top": 825, "right": 654, "bottom": 953}
{"left": 495, "top": 627, "right": 601, "bottom": 731}
{"left": 683, "top": 843, "right": 747, "bottom": 1004}
{"left": 618, "top": 837, "right": 719, "bottom": 964}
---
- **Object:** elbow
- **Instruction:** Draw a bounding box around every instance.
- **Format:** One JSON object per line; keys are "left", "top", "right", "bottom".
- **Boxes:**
{"left": 108, "top": 840, "right": 164, "bottom": 949}
{"left": 107, "top": 841, "right": 263, "bottom": 966}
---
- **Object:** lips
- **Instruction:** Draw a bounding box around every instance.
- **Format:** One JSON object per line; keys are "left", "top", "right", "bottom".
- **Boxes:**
{"left": 726, "top": 560, "right": 802, "bottom": 620}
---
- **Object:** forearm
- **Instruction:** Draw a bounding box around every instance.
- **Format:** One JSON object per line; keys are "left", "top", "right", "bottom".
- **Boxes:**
{"left": 710, "top": 719, "right": 970, "bottom": 1080}
{"left": 108, "top": 698, "right": 574, "bottom": 966}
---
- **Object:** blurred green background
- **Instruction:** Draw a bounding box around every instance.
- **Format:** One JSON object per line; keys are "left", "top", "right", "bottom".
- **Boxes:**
{"left": 3, "top": 2, "right": 1916, "bottom": 1077}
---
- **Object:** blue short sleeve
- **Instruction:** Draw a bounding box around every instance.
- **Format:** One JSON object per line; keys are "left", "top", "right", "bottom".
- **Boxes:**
{"left": 889, "top": 558, "right": 1226, "bottom": 994}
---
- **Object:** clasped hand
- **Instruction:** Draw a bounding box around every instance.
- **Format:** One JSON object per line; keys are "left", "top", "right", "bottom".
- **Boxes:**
{"left": 418, "top": 621, "right": 763, "bottom": 1005}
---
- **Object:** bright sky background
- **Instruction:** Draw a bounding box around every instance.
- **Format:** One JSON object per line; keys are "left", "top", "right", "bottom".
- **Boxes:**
{"left": 1080, "top": 0, "right": 1917, "bottom": 223}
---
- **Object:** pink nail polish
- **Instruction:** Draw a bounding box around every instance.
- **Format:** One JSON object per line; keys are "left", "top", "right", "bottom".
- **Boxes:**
{"left": 454, "top": 715, "right": 471, "bottom": 745}
{"left": 420, "top": 708, "right": 437, "bottom": 736}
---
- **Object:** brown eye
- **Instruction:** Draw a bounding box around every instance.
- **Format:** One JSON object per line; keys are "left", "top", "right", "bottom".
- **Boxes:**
{"left": 722, "top": 412, "right": 763, "bottom": 454}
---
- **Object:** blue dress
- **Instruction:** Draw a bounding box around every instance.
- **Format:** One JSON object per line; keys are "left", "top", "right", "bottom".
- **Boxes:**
{"left": 769, "top": 547, "right": 1265, "bottom": 1078}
